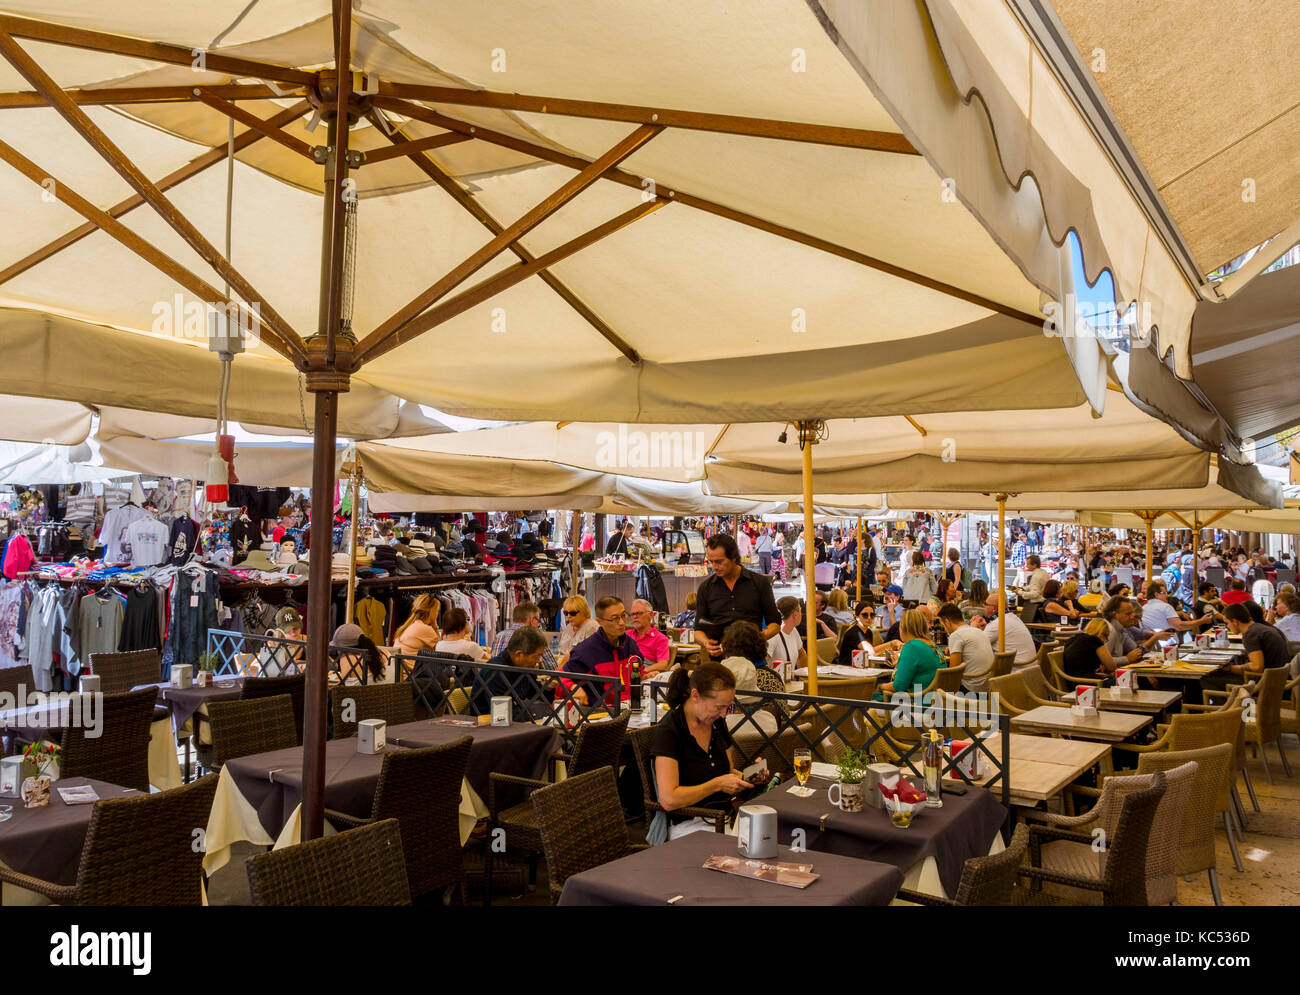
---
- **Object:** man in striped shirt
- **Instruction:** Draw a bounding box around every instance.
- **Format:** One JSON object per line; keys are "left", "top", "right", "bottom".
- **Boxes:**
{"left": 489, "top": 601, "right": 558, "bottom": 670}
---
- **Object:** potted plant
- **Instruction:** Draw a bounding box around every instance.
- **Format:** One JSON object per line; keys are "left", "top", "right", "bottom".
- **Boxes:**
{"left": 828, "top": 747, "right": 869, "bottom": 812}
{"left": 21, "top": 740, "right": 59, "bottom": 808}
{"left": 195, "top": 652, "right": 219, "bottom": 687}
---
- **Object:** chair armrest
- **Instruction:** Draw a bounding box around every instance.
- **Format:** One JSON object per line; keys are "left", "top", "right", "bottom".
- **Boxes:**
{"left": 1016, "top": 865, "right": 1105, "bottom": 891}
{"left": 1112, "top": 735, "right": 1168, "bottom": 754}
{"left": 1020, "top": 806, "right": 1099, "bottom": 830}
{"left": 1029, "top": 694, "right": 1070, "bottom": 709}
{"left": 895, "top": 888, "right": 955, "bottom": 907}
{"left": 1180, "top": 703, "right": 1218, "bottom": 713}
{"left": 0, "top": 865, "right": 76, "bottom": 902}
{"left": 1068, "top": 675, "right": 1106, "bottom": 687}
{"left": 488, "top": 772, "right": 547, "bottom": 818}
{"left": 324, "top": 807, "right": 369, "bottom": 830}
{"left": 671, "top": 806, "right": 729, "bottom": 832}
{"left": 1026, "top": 823, "right": 1096, "bottom": 847}
{"left": 628, "top": 843, "right": 652, "bottom": 854}
{"left": 1204, "top": 690, "right": 1231, "bottom": 703}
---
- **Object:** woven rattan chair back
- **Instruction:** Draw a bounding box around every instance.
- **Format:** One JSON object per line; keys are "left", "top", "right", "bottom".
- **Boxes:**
{"left": 1020, "top": 666, "right": 1062, "bottom": 702}
{"left": 1046, "top": 648, "right": 1066, "bottom": 688}
{"left": 954, "top": 823, "right": 1029, "bottom": 906}
{"left": 933, "top": 664, "right": 966, "bottom": 693}
{"left": 989, "top": 673, "right": 1039, "bottom": 716}
{"left": 72, "top": 774, "right": 218, "bottom": 905}
{"left": 0, "top": 662, "right": 33, "bottom": 700}
{"left": 239, "top": 674, "right": 306, "bottom": 743}
{"left": 206, "top": 694, "right": 298, "bottom": 769}
{"left": 247, "top": 819, "right": 411, "bottom": 906}
{"left": 1137, "top": 745, "right": 1232, "bottom": 879}
{"left": 330, "top": 681, "right": 417, "bottom": 740}
{"left": 991, "top": 651, "right": 1017, "bottom": 679}
{"left": 1100, "top": 771, "right": 1167, "bottom": 905}
{"left": 531, "top": 766, "right": 633, "bottom": 902}
{"left": 753, "top": 666, "right": 786, "bottom": 695}
{"left": 59, "top": 687, "right": 157, "bottom": 792}
{"left": 1251, "top": 666, "right": 1285, "bottom": 743}
{"left": 86, "top": 649, "right": 161, "bottom": 695}
{"left": 569, "top": 710, "right": 630, "bottom": 777}
{"left": 371, "top": 737, "right": 472, "bottom": 898}
{"left": 816, "top": 637, "right": 837, "bottom": 665}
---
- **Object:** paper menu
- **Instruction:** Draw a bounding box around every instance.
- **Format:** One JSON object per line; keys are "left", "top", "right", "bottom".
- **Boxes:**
{"left": 702, "top": 854, "right": 819, "bottom": 889}
{"left": 57, "top": 784, "right": 100, "bottom": 805}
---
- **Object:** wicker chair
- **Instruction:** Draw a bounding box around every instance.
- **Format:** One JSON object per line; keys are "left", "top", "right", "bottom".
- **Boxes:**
{"left": 753, "top": 666, "right": 787, "bottom": 695}
{"left": 0, "top": 774, "right": 218, "bottom": 905}
{"left": 330, "top": 681, "right": 417, "bottom": 740}
{"left": 931, "top": 664, "right": 966, "bottom": 693}
{"left": 247, "top": 818, "right": 411, "bottom": 906}
{"left": 0, "top": 663, "right": 35, "bottom": 753}
{"left": 989, "top": 672, "right": 1067, "bottom": 717}
{"left": 1018, "top": 771, "right": 1168, "bottom": 906}
{"left": 990, "top": 651, "right": 1017, "bottom": 679}
{"left": 1281, "top": 673, "right": 1299, "bottom": 739}
{"left": 897, "top": 825, "right": 1029, "bottom": 906}
{"left": 1047, "top": 646, "right": 1104, "bottom": 691}
{"left": 628, "top": 725, "right": 727, "bottom": 838}
{"left": 531, "top": 766, "right": 649, "bottom": 903}
{"left": 1021, "top": 666, "right": 1067, "bottom": 702}
{"left": 1206, "top": 668, "right": 1292, "bottom": 783}
{"left": 239, "top": 674, "right": 306, "bottom": 743}
{"left": 326, "top": 737, "right": 472, "bottom": 902}
{"left": 202, "top": 694, "right": 298, "bottom": 771}
{"left": 59, "top": 687, "right": 158, "bottom": 792}
{"left": 816, "top": 637, "right": 838, "bottom": 665}
{"left": 1136, "top": 744, "right": 1234, "bottom": 905}
{"left": 1022, "top": 764, "right": 1193, "bottom": 905}
{"left": 85, "top": 649, "right": 161, "bottom": 694}
{"left": 484, "top": 711, "right": 630, "bottom": 905}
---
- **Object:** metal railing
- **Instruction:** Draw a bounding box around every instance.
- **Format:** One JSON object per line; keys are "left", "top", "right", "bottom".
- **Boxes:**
{"left": 647, "top": 683, "right": 1012, "bottom": 807}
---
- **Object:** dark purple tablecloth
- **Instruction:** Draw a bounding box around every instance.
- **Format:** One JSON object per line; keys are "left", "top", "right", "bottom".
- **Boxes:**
{"left": 386, "top": 719, "right": 560, "bottom": 800}
{"left": 156, "top": 679, "right": 244, "bottom": 731}
{"left": 558, "top": 831, "right": 904, "bottom": 906}
{"left": 0, "top": 778, "right": 139, "bottom": 886}
{"left": 225, "top": 721, "right": 560, "bottom": 837}
{"left": 761, "top": 776, "right": 1008, "bottom": 897}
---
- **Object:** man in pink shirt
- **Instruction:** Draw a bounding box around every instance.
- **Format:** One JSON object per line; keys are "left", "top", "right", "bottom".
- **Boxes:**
{"left": 627, "top": 599, "right": 671, "bottom": 673}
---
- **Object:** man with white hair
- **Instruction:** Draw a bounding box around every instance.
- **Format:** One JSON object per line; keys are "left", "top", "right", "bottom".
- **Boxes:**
{"left": 977, "top": 594, "right": 1037, "bottom": 668}
{"left": 627, "top": 598, "right": 670, "bottom": 672}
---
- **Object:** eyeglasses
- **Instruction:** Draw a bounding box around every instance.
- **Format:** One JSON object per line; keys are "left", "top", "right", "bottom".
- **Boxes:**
{"left": 563, "top": 610, "right": 580, "bottom": 617}
{"left": 600, "top": 613, "right": 627, "bottom": 623}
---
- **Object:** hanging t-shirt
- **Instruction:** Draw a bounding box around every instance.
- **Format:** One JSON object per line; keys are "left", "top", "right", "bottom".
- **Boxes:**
{"left": 2, "top": 533, "right": 34, "bottom": 579}
{"left": 100, "top": 505, "right": 151, "bottom": 564}
{"left": 168, "top": 516, "right": 200, "bottom": 565}
{"left": 79, "top": 592, "right": 124, "bottom": 664}
{"left": 129, "top": 517, "right": 170, "bottom": 567}
{"left": 228, "top": 517, "right": 263, "bottom": 564}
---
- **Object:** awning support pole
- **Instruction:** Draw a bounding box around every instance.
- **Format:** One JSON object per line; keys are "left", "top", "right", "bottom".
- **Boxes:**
{"left": 798, "top": 421, "right": 822, "bottom": 695}
{"left": 855, "top": 515, "right": 863, "bottom": 603}
{"left": 995, "top": 493, "right": 1008, "bottom": 654}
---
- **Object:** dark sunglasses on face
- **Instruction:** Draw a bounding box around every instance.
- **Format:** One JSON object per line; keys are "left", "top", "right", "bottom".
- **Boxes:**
{"left": 563, "top": 610, "right": 580, "bottom": 616}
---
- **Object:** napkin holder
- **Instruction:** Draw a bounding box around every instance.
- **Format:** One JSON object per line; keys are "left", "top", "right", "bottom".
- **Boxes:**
{"left": 78, "top": 673, "right": 101, "bottom": 694}
{"left": 949, "top": 739, "right": 987, "bottom": 779}
{"left": 863, "top": 762, "right": 899, "bottom": 809}
{"left": 171, "top": 664, "right": 193, "bottom": 690}
{"left": 357, "top": 718, "right": 386, "bottom": 754}
{"left": 0, "top": 755, "right": 21, "bottom": 797}
{"left": 850, "top": 647, "right": 866, "bottom": 669}
{"left": 735, "top": 804, "right": 778, "bottom": 860}
{"left": 1072, "top": 685, "right": 1098, "bottom": 716}
{"left": 196, "top": 671, "right": 213, "bottom": 688}
{"left": 490, "top": 696, "right": 512, "bottom": 727}
{"left": 1111, "top": 668, "right": 1135, "bottom": 696}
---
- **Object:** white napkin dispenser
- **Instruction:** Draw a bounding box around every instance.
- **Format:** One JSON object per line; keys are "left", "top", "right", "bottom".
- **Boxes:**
{"left": 736, "top": 804, "right": 778, "bottom": 860}
{"left": 357, "top": 718, "right": 386, "bottom": 754}
{"left": 0, "top": 755, "right": 21, "bottom": 797}
{"left": 171, "top": 664, "right": 193, "bottom": 690}
{"left": 78, "top": 673, "right": 101, "bottom": 694}
{"left": 490, "top": 696, "right": 512, "bottom": 727}
{"left": 863, "top": 762, "right": 899, "bottom": 809}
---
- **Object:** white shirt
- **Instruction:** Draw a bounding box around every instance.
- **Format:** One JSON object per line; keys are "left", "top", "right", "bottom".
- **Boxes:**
{"left": 127, "top": 516, "right": 169, "bottom": 566}
{"left": 736, "top": 531, "right": 753, "bottom": 557}
{"left": 1018, "top": 567, "right": 1050, "bottom": 603}
{"left": 984, "top": 612, "right": 1037, "bottom": 664}
{"left": 1141, "top": 599, "right": 1182, "bottom": 634}
{"left": 947, "top": 624, "right": 995, "bottom": 690}
{"left": 1275, "top": 613, "right": 1300, "bottom": 642}
{"left": 434, "top": 638, "right": 486, "bottom": 661}
{"left": 99, "top": 504, "right": 150, "bottom": 564}
{"left": 767, "top": 627, "right": 803, "bottom": 665}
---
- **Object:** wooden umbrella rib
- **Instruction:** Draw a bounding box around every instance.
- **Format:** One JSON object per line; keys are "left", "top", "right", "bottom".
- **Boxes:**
{"left": 355, "top": 122, "right": 661, "bottom": 361}
{"left": 0, "top": 14, "right": 314, "bottom": 86}
{"left": 0, "top": 29, "right": 307, "bottom": 362}
{"left": 0, "top": 100, "right": 309, "bottom": 286}
{"left": 0, "top": 84, "right": 308, "bottom": 109}
{"left": 356, "top": 199, "right": 666, "bottom": 366}
{"left": 365, "top": 110, "right": 639, "bottom": 364}
{"left": 373, "top": 97, "right": 1041, "bottom": 326}
{"left": 0, "top": 137, "right": 294, "bottom": 362}
{"left": 377, "top": 82, "right": 918, "bottom": 154}
{"left": 198, "top": 93, "right": 315, "bottom": 160}
{"left": 358, "top": 132, "right": 471, "bottom": 165}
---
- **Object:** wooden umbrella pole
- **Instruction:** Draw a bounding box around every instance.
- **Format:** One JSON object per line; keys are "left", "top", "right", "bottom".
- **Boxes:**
{"left": 855, "top": 515, "right": 863, "bottom": 603}
{"left": 996, "top": 493, "right": 1008, "bottom": 653}
{"left": 799, "top": 422, "right": 820, "bottom": 696}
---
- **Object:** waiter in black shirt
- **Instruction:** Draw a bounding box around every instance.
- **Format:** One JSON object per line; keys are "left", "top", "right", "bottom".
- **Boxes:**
{"left": 605, "top": 520, "right": 635, "bottom": 557}
{"left": 693, "top": 533, "right": 780, "bottom": 659}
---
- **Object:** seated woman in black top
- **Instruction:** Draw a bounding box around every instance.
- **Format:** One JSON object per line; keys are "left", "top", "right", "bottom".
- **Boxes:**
{"left": 1061, "top": 617, "right": 1121, "bottom": 682}
{"left": 649, "top": 663, "right": 750, "bottom": 831}
{"left": 837, "top": 600, "right": 877, "bottom": 666}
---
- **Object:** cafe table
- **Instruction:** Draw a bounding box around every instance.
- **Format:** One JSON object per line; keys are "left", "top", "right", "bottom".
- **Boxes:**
{"left": 0, "top": 777, "right": 138, "bottom": 906}
{"left": 963, "top": 733, "right": 1111, "bottom": 807}
{"left": 201, "top": 718, "right": 560, "bottom": 875}
{"left": 758, "top": 772, "right": 1007, "bottom": 899}
{"left": 1094, "top": 688, "right": 1182, "bottom": 715}
{"left": 558, "top": 830, "right": 904, "bottom": 906}
{"left": 0, "top": 698, "right": 183, "bottom": 792}
{"left": 1010, "top": 705, "right": 1151, "bottom": 743}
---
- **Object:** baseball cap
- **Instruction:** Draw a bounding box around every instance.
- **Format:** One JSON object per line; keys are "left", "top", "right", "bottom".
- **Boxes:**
{"left": 275, "top": 606, "right": 302, "bottom": 630}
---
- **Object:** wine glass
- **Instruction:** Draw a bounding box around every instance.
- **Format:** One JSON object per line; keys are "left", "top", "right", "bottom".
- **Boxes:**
{"left": 792, "top": 749, "right": 812, "bottom": 796}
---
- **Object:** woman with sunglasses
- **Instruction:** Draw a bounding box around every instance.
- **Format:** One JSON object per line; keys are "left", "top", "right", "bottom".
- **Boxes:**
{"left": 836, "top": 600, "right": 878, "bottom": 666}
{"left": 555, "top": 595, "right": 599, "bottom": 667}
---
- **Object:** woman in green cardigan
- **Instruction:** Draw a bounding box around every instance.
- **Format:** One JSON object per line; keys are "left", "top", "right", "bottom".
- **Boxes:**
{"left": 877, "top": 608, "right": 946, "bottom": 698}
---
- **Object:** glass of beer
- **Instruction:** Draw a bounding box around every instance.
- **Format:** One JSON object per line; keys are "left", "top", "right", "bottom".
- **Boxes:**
{"left": 792, "top": 749, "right": 813, "bottom": 796}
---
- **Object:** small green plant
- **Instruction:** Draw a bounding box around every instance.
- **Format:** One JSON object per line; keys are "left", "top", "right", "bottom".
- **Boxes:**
{"left": 23, "top": 740, "right": 59, "bottom": 778}
{"left": 836, "top": 747, "right": 870, "bottom": 785}
{"left": 196, "top": 652, "right": 220, "bottom": 673}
